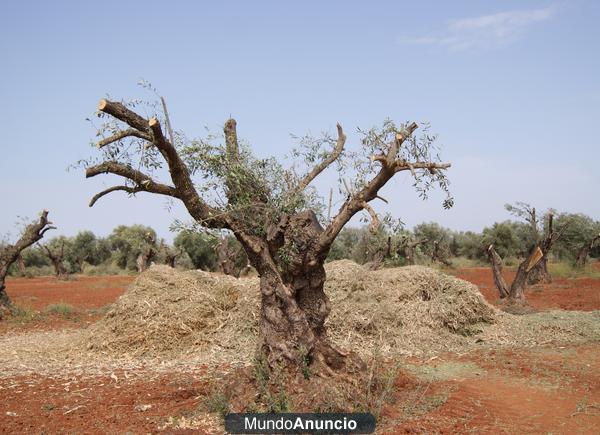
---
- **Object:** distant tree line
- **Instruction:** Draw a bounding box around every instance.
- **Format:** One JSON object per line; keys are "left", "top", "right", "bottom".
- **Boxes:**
{"left": 328, "top": 210, "right": 600, "bottom": 269}
{"left": 2, "top": 224, "right": 249, "bottom": 278}
{"left": 2, "top": 211, "right": 598, "bottom": 279}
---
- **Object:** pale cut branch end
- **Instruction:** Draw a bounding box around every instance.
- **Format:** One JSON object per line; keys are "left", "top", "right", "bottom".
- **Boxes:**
{"left": 98, "top": 99, "right": 108, "bottom": 111}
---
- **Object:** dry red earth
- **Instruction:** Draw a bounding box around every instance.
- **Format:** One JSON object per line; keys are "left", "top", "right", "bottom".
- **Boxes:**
{"left": 1, "top": 269, "right": 599, "bottom": 433}
{"left": 453, "top": 267, "right": 600, "bottom": 311}
{"left": 5, "top": 275, "right": 134, "bottom": 311}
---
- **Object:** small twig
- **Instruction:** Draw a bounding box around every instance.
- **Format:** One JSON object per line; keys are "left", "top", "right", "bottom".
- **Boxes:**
{"left": 63, "top": 405, "right": 85, "bottom": 415}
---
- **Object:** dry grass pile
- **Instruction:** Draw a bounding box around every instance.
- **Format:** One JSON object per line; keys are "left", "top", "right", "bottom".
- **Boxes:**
{"left": 84, "top": 261, "right": 502, "bottom": 360}
{"left": 84, "top": 266, "right": 260, "bottom": 362}
{"left": 325, "top": 260, "right": 497, "bottom": 356}
{"left": 81, "top": 260, "right": 599, "bottom": 363}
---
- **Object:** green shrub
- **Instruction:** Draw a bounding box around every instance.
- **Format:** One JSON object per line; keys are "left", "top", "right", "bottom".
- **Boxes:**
{"left": 549, "top": 262, "right": 600, "bottom": 279}
{"left": 81, "top": 262, "right": 131, "bottom": 276}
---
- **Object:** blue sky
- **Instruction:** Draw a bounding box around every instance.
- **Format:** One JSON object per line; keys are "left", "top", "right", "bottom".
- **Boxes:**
{"left": 1, "top": 1, "right": 599, "bottom": 242}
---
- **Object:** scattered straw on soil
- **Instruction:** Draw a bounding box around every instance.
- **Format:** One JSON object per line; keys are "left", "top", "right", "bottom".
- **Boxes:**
{"left": 1, "top": 261, "right": 598, "bottom": 377}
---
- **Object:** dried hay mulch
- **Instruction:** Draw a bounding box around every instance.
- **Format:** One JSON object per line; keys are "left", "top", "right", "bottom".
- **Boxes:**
{"left": 1, "top": 261, "right": 598, "bottom": 377}
{"left": 82, "top": 261, "right": 599, "bottom": 361}
{"left": 83, "top": 266, "right": 260, "bottom": 363}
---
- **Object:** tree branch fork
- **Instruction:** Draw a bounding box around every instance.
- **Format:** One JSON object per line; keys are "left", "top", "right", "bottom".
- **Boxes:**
{"left": 87, "top": 98, "right": 450, "bottom": 255}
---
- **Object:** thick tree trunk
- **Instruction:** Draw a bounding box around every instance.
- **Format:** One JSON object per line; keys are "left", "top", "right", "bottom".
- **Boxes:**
{"left": 239, "top": 210, "right": 355, "bottom": 373}
{"left": 487, "top": 245, "right": 509, "bottom": 298}
{"left": 575, "top": 234, "right": 600, "bottom": 268}
{"left": 165, "top": 253, "right": 177, "bottom": 268}
{"left": 256, "top": 261, "right": 345, "bottom": 372}
{"left": 50, "top": 257, "right": 68, "bottom": 278}
{"left": 488, "top": 245, "right": 543, "bottom": 305}
{"left": 399, "top": 238, "right": 426, "bottom": 266}
{"left": 136, "top": 247, "right": 156, "bottom": 273}
{"left": 507, "top": 246, "right": 544, "bottom": 303}
{"left": 527, "top": 256, "right": 551, "bottom": 284}
{"left": 41, "top": 245, "right": 68, "bottom": 279}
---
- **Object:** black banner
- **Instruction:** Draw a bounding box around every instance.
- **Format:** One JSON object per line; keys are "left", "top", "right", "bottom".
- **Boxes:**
{"left": 224, "top": 412, "right": 376, "bottom": 434}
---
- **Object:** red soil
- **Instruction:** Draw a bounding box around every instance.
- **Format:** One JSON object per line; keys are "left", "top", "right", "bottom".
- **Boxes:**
{"left": 1, "top": 271, "right": 599, "bottom": 433}
{"left": 452, "top": 267, "right": 600, "bottom": 311}
{"left": 0, "top": 371, "right": 216, "bottom": 434}
{"left": 4, "top": 275, "right": 134, "bottom": 311}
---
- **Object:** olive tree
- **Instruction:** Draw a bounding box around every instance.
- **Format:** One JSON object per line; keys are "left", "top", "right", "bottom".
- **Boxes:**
{"left": 504, "top": 202, "right": 567, "bottom": 283}
{"left": 107, "top": 225, "right": 157, "bottom": 271}
{"left": 174, "top": 230, "right": 218, "bottom": 270}
{"left": 82, "top": 94, "right": 452, "bottom": 372}
{"left": 0, "top": 211, "right": 55, "bottom": 310}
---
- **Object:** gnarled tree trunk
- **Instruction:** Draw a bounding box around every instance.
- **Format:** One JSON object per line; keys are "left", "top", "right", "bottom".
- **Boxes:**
{"left": 40, "top": 242, "right": 68, "bottom": 279}
{"left": 1, "top": 211, "right": 55, "bottom": 312}
{"left": 136, "top": 246, "right": 156, "bottom": 273}
{"left": 528, "top": 213, "right": 568, "bottom": 284}
{"left": 575, "top": 234, "right": 600, "bottom": 268}
{"left": 488, "top": 244, "right": 543, "bottom": 305}
{"left": 242, "top": 211, "right": 349, "bottom": 372}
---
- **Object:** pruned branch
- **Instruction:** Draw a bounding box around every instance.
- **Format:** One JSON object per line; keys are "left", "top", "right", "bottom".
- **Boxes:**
{"left": 487, "top": 244, "right": 510, "bottom": 298}
{"left": 224, "top": 118, "right": 240, "bottom": 163}
{"left": 296, "top": 123, "right": 346, "bottom": 192}
{"left": 319, "top": 122, "right": 451, "bottom": 251}
{"left": 96, "top": 129, "right": 151, "bottom": 148}
{"left": 98, "top": 99, "right": 150, "bottom": 132}
{"left": 387, "top": 122, "right": 418, "bottom": 165}
{"left": 92, "top": 100, "right": 228, "bottom": 228}
{"left": 88, "top": 185, "right": 142, "bottom": 207}
{"left": 361, "top": 201, "right": 380, "bottom": 234}
{"left": 85, "top": 161, "right": 180, "bottom": 202}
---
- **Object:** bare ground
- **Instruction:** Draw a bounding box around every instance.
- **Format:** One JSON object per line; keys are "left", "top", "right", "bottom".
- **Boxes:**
{"left": 1, "top": 265, "right": 599, "bottom": 434}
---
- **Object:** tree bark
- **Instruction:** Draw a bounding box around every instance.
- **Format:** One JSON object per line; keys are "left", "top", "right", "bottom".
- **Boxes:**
{"left": 488, "top": 244, "right": 543, "bottom": 304}
{"left": 17, "top": 254, "right": 26, "bottom": 276}
{"left": 508, "top": 247, "right": 543, "bottom": 301}
{"left": 239, "top": 210, "right": 352, "bottom": 373}
{"left": 528, "top": 213, "right": 568, "bottom": 284}
{"left": 527, "top": 256, "right": 551, "bottom": 284}
{"left": 487, "top": 245, "right": 509, "bottom": 299}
